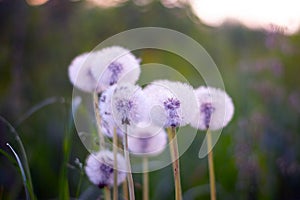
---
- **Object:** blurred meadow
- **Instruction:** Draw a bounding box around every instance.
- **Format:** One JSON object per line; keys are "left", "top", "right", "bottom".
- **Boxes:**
{"left": 1, "top": 0, "right": 300, "bottom": 199}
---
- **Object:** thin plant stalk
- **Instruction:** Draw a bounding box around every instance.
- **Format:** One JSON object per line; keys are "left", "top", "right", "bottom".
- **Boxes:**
{"left": 167, "top": 127, "right": 182, "bottom": 200}
{"left": 123, "top": 125, "right": 135, "bottom": 200}
{"left": 118, "top": 138, "right": 129, "bottom": 200}
{"left": 207, "top": 129, "right": 216, "bottom": 200}
{"left": 75, "top": 159, "right": 84, "bottom": 199}
{"left": 75, "top": 170, "right": 83, "bottom": 198}
{"left": 0, "top": 116, "right": 35, "bottom": 199}
{"left": 93, "top": 92, "right": 105, "bottom": 150}
{"left": 104, "top": 187, "right": 112, "bottom": 200}
{"left": 143, "top": 156, "right": 149, "bottom": 200}
{"left": 6, "top": 143, "right": 30, "bottom": 200}
{"left": 113, "top": 127, "right": 118, "bottom": 200}
{"left": 122, "top": 179, "right": 129, "bottom": 200}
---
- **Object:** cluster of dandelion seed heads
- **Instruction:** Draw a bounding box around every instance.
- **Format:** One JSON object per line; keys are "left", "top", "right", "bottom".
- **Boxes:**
{"left": 190, "top": 86, "right": 234, "bottom": 131}
{"left": 85, "top": 150, "right": 127, "bottom": 188}
{"left": 69, "top": 46, "right": 235, "bottom": 188}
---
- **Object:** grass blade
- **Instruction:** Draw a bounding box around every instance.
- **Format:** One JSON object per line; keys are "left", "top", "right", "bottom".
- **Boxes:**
{"left": 0, "top": 116, "right": 35, "bottom": 199}
{"left": 58, "top": 97, "right": 81, "bottom": 199}
{"left": 6, "top": 143, "right": 30, "bottom": 200}
{"left": 16, "top": 97, "right": 65, "bottom": 126}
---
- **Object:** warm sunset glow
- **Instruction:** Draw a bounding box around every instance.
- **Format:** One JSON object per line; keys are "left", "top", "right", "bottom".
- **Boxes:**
{"left": 190, "top": 0, "right": 300, "bottom": 34}
{"left": 26, "top": 0, "right": 48, "bottom": 6}
{"left": 87, "top": 0, "right": 128, "bottom": 8}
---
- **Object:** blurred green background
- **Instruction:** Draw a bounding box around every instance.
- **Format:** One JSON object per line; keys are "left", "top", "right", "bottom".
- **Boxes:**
{"left": 1, "top": 0, "right": 300, "bottom": 199}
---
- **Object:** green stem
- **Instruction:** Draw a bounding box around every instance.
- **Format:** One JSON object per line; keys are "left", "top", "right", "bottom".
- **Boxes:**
{"left": 75, "top": 168, "right": 84, "bottom": 198}
{"left": 123, "top": 125, "right": 135, "bottom": 200}
{"left": 143, "top": 156, "right": 149, "bottom": 200}
{"left": 167, "top": 127, "right": 182, "bottom": 200}
{"left": 113, "top": 128, "right": 118, "bottom": 200}
{"left": 207, "top": 129, "right": 216, "bottom": 200}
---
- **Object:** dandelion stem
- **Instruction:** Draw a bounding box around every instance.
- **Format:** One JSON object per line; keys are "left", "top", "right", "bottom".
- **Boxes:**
{"left": 104, "top": 186, "right": 111, "bottom": 200}
{"left": 113, "top": 127, "right": 118, "bottom": 200}
{"left": 143, "top": 156, "right": 149, "bottom": 200}
{"left": 123, "top": 125, "right": 135, "bottom": 200}
{"left": 122, "top": 178, "right": 129, "bottom": 200}
{"left": 207, "top": 129, "right": 216, "bottom": 200}
{"left": 167, "top": 127, "right": 182, "bottom": 200}
{"left": 93, "top": 93, "right": 105, "bottom": 150}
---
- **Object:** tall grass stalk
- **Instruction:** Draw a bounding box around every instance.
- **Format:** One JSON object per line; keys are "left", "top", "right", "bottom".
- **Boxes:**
{"left": 6, "top": 143, "right": 30, "bottom": 200}
{"left": 58, "top": 99, "right": 79, "bottom": 200}
{"left": 0, "top": 116, "right": 35, "bottom": 199}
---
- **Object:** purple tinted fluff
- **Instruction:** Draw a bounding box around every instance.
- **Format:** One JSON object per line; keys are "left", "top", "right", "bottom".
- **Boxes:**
{"left": 163, "top": 98, "right": 181, "bottom": 127}
{"left": 201, "top": 103, "right": 215, "bottom": 129}
{"left": 115, "top": 99, "right": 135, "bottom": 125}
{"left": 108, "top": 62, "right": 123, "bottom": 85}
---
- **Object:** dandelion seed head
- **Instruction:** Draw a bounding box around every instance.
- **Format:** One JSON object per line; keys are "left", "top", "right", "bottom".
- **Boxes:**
{"left": 68, "top": 53, "right": 97, "bottom": 92}
{"left": 99, "top": 85, "right": 123, "bottom": 138}
{"left": 112, "top": 83, "right": 148, "bottom": 128}
{"left": 190, "top": 86, "right": 234, "bottom": 130}
{"left": 85, "top": 150, "right": 127, "bottom": 188}
{"left": 144, "top": 80, "right": 198, "bottom": 128}
{"left": 128, "top": 125, "right": 167, "bottom": 156}
{"left": 91, "top": 46, "right": 141, "bottom": 92}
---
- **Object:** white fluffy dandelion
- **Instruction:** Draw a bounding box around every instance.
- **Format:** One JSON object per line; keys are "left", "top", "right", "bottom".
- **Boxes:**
{"left": 85, "top": 150, "right": 127, "bottom": 188}
{"left": 91, "top": 46, "right": 141, "bottom": 92}
{"left": 144, "top": 80, "right": 198, "bottom": 128}
{"left": 190, "top": 86, "right": 234, "bottom": 131}
{"left": 112, "top": 83, "right": 148, "bottom": 128}
{"left": 68, "top": 46, "right": 141, "bottom": 93}
{"left": 128, "top": 125, "right": 167, "bottom": 156}
{"left": 68, "top": 53, "right": 97, "bottom": 92}
{"left": 99, "top": 85, "right": 124, "bottom": 138}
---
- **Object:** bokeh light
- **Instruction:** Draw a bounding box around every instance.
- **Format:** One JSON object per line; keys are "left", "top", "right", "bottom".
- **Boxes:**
{"left": 190, "top": 0, "right": 300, "bottom": 34}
